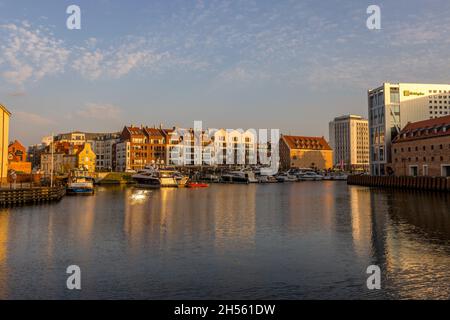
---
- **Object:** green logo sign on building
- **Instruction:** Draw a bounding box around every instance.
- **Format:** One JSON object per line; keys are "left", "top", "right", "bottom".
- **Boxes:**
{"left": 403, "top": 90, "right": 425, "bottom": 97}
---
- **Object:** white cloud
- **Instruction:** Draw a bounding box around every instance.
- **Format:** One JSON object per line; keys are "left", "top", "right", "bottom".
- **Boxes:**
{"left": 2, "top": 64, "right": 33, "bottom": 85}
{"left": 0, "top": 22, "right": 70, "bottom": 86}
{"left": 71, "top": 40, "right": 170, "bottom": 80}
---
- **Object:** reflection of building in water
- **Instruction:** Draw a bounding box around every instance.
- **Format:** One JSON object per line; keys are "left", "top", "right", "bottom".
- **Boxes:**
{"left": 0, "top": 211, "right": 10, "bottom": 298}
{"left": 75, "top": 196, "right": 96, "bottom": 249}
{"left": 371, "top": 190, "right": 450, "bottom": 299}
{"left": 349, "top": 187, "right": 373, "bottom": 258}
{"left": 213, "top": 185, "right": 256, "bottom": 252}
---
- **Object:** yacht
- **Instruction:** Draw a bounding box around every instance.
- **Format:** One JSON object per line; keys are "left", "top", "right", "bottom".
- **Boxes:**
{"left": 258, "top": 175, "right": 279, "bottom": 183}
{"left": 276, "top": 172, "right": 298, "bottom": 182}
{"left": 298, "top": 171, "right": 324, "bottom": 181}
{"left": 221, "top": 169, "right": 258, "bottom": 184}
{"left": 332, "top": 173, "right": 348, "bottom": 181}
{"left": 132, "top": 166, "right": 189, "bottom": 188}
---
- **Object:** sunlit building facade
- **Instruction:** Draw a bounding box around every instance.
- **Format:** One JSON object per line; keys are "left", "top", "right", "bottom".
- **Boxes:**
{"left": 279, "top": 135, "right": 333, "bottom": 170}
{"left": 0, "top": 104, "right": 10, "bottom": 183}
{"left": 368, "top": 83, "right": 450, "bottom": 175}
{"left": 329, "top": 115, "right": 369, "bottom": 171}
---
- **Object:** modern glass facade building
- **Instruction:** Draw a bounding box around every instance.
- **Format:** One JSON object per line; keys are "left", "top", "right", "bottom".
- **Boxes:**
{"left": 368, "top": 83, "right": 450, "bottom": 175}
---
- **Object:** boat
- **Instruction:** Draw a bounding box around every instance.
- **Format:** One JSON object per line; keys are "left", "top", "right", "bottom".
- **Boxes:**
{"left": 67, "top": 170, "right": 95, "bottom": 195}
{"left": 221, "top": 169, "right": 258, "bottom": 184}
{"left": 276, "top": 172, "right": 298, "bottom": 182}
{"left": 332, "top": 173, "right": 348, "bottom": 181}
{"left": 201, "top": 173, "right": 220, "bottom": 183}
{"left": 132, "top": 166, "right": 189, "bottom": 188}
{"left": 257, "top": 175, "right": 279, "bottom": 183}
{"left": 187, "top": 182, "right": 209, "bottom": 188}
{"left": 298, "top": 171, "right": 324, "bottom": 181}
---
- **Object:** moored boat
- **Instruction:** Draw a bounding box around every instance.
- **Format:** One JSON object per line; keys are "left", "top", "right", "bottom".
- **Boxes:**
{"left": 298, "top": 171, "right": 324, "bottom": 181}
{"left": 258, "top": 175, "right": 279, "bottom": 183}
{"left": 221, "top": 169, "right": 257, "bottom": 184}
{"left": 187, "top": 182, "right": 209, "bottom": 188}
{"left": 67, "top": 170, "right": 95, "bottom": 195}
{"left": 132, "top": 166, "right": 189, "bottom": 188}
{"left": 276, "top": 172, "right": 298, "bottom": 182}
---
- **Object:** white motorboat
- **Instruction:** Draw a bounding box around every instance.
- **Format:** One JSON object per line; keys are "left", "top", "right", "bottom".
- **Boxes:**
{"left": 257, "top": 175, "right": 279, "bottom": 183}
{"left": 132, "top": 166, "right": 189, "bottom": 188}
{"left": 332, "top": 173, "right": 348, "bottom": 181}
{"left": 276, "top": 172, "right": 298, "bottom": 182}
{"left": 221, "top": 170, "right": 257, "bottom": 184}
{"left": 298, "top": 171, "right": 324, "bottom": 181}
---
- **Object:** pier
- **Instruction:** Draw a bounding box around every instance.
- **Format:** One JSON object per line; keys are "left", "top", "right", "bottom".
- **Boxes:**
{"left": 0, "top": 185, "right": 66, "bottom": 206}
{"left": 347, "top": 175, "right": 450, "bottom": 192}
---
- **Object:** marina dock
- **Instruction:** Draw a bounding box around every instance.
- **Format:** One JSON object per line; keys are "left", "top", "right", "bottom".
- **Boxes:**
{"left": 0, "top": 185, "right": 66, "bottom": 206}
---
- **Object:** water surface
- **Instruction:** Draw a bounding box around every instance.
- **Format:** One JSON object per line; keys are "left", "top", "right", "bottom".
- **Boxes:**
{"left": 0, "top": 182, "right": 449, "bottom": 299}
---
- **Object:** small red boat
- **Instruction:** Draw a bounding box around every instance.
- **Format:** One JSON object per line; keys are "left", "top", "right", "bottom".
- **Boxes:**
{"left": 187, "top": 182, "right": 209, "bottom": 188}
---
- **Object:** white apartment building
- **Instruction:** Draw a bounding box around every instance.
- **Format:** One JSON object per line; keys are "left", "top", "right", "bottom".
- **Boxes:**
{"left": 368, "top": 82, "right": 450, "bottom": 175}
{"left": 329, "top": 115, "right": 369, "bottom": 171}
{"left": 115, "top": 141, "right": 131, "bottom": 172}
{"left": 166, "top": 128, "right": 257, "bottom": 167}
{"left": 211, "top": 129, "right": 257, "bottom": 166}
{"left": 93, "top": 133, "right": 120, "bottom": 171}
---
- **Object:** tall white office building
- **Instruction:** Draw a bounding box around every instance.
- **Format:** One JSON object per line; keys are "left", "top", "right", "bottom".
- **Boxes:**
{"left": 329, "top": 115, "right": 369, "bottom": 171}
{"left": 368, "top": 82, "right": 450, "bottom": 175}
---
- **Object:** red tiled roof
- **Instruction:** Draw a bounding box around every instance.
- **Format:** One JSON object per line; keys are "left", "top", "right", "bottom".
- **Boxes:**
{"left": 126, "top": 126, "right": 145, "bottom": 136}
{"left": 144, "top": 127, "right": 165, "bottom": 137}
{"left": 393, "top": 115, "right": 450, "bottom": 143}
{"left": 282, "top": 135, "right": 332, "bottom": 150}
{"left": 403, "top": 115, "right": 450, "bottom": 131}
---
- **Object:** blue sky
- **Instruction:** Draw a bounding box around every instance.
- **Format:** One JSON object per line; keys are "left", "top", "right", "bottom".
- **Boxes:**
{"left": 1, "top": 0, "right": 450, "bottom": 145}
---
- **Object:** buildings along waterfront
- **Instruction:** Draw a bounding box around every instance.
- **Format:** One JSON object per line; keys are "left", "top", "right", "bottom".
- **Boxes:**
{"left": 368, "top": 83, "right": 450, "bottom": 175}
{"left": 391, "top": 115, "right": 450, "bottom": 177}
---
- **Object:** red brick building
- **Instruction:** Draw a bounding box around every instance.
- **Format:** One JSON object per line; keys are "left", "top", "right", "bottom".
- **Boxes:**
{"left": 391, "top": 115, "right": 450, "bottom": 177}
{"left": 8, "top": 140, "right": 27, "bottom": 162}
{"left": 8, "top": 140, "right": 32, "bottom": 174}
{"left": 119, "top": 126, "right": 169, "bottom": 170}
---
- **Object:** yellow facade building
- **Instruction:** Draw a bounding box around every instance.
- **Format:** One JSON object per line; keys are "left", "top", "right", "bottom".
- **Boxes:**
{"left": 0, "top": 104, "right": 11, "bottom": 183}
{"left": 76, "top": 143, "right": 96, "bottom": 172}
{"left": 280, "top": 135, "right": 333, "bottom": 170}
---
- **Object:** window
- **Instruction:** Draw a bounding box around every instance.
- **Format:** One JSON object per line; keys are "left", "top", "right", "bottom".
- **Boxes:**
{"left": 409, "top": 166, "right": 418, "bottom": 177}
{"left": 442, "top": 165, "right": 450, "bottom": 177}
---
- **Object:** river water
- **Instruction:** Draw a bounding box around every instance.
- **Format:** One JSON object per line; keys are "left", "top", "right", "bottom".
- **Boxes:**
{"left": 0, "top": 182, "right": 449, "bottom": 299}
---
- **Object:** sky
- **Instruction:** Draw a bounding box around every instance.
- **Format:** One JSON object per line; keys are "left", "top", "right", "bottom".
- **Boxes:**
{"left": 2, "top": 0, "right": 450, "bottom": 146}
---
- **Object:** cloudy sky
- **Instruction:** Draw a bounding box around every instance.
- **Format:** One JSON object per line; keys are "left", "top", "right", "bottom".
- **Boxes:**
{"left": 1, "top": 0, "right": 450, "bottom": 145}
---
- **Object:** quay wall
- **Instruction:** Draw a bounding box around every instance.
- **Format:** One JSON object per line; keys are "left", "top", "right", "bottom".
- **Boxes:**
{"left": 347, "top": 175, "right": 450, "bottom": 192}
{"left": 0, "top": 186, "right": 66, "bottom": 206}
